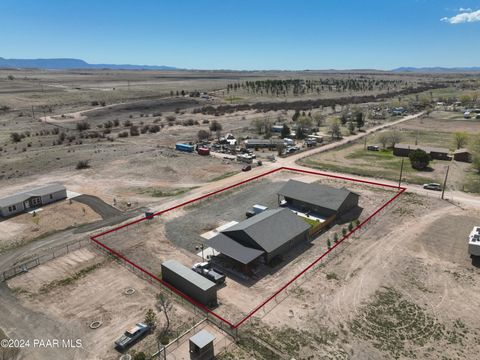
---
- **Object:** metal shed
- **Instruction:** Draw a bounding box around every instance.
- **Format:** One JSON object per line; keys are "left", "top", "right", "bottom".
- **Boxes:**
{"left": 161, "top": 260, "right": 217, "bottom": 308}
{"left": 189, "top": 329, "right": 215, "bottom": 360}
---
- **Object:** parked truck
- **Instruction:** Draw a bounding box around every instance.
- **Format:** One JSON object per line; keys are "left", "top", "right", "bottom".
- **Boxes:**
{"left": 192, "top": 262, "right": 226, "bottom": 285}
{"left": 468, "top": 226, "right": 480, "bottom": 257}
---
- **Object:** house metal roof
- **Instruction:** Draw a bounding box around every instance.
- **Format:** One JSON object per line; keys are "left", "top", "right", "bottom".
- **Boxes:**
{"left": 161, "top": 260, "right": 215, "bottom": 291}
{"left": 394, "top": 143, "right": 449, "bottom": 154}
{"left": 277, "top": 180, "right": 356, "bottom": 213}
{"left": 0, "top": 183, "right": 66, "bottom": 208}
{"left": 189, "top": 329, "right": 215, "bottom": 348}
{"left": 454, "top": 148, "right": 470, "bottom": 154}
{"left": 205, "top": 233, "right": 265, "bottom": 265}
{"left": 223, "top": 208, "right": 310, "bottom": 253}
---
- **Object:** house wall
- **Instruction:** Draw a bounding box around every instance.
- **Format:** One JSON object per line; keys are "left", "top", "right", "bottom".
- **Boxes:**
{"left": 454, "top": 153, "right": 472, "bottom": 163}
{"left": 40, "top": 189, "right": 67, "bottom": 205}
{"left": 338, "top": 193, "right": 360, "bottom": 216}
{"left": 285, "top": 197, "right": 337, "bottom": 218}
{"left": 0, "top": 202, "right": 25, "bottom": 217}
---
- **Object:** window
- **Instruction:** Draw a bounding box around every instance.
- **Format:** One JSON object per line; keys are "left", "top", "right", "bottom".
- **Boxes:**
{"left": 49, "top": 194, "right": 53, "bottom": 200}
{"left": 8, "top": 206, "right": 12, "bottom": 212}
{"left": 12, "top": 205, "right": 16, "bottom": 211}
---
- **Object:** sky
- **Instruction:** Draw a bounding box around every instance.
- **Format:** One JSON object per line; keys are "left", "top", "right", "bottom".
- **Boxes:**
{"left": 0, "top": 0, "right": 479, "bottom": 70}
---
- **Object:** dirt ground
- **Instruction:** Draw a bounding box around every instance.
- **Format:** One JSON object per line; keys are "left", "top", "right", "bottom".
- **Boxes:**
{"left": 0, "top": 200, "right": 100, "bottom": 252}
{"left": 6, "top": 247, "right": 203, "bottom": 360}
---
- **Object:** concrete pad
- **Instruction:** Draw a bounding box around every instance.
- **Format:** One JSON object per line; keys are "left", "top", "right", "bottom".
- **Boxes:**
{"left": 200, "top": 220, "right": 238, "bottom": 240}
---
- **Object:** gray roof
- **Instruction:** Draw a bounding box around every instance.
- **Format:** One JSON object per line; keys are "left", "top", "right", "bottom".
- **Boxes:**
{"left": 394, "top": 143, "right": 449, "bottom": 154}
{"left": 205, "top": 233, "right": 265, "bottom": 265}
{"left": 278, "top": 180, "right": 356, "bottom": 212}
{"left": 244, "top": 139, "right": 284, "bottom": 145}
{"left": 223, "top": 208, "right": 310, "bottom": 253}
{"left": 189, "top": 329, "right": 215, "bottom": 348}
{"left": 0, "top": 183, "right": 66, "bottom": 207}
{"left": 454, "top": 148, "right": 470, "bottom": 154}
{"left": 161, "top": 260, "right": 215, "bottom": 291}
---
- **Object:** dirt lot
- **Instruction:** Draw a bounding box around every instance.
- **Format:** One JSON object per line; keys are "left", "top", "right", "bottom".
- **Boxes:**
{"left": 6, "top": 247, "right": 203, "bottom": 360}
{"left": 99, "top": 170, "right": 398, "bottom": 325}
{"left": 0, "top": 200, "right": 100, "bottom": 252}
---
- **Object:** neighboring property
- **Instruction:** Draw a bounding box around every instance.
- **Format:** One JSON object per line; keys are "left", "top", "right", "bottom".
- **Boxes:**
{"left": 161, "top": 260, "right": 218, "bottom": 308}
{"left": 206, "top": 208, "right": 311, "bottom": 268}
{"left": 393, "top": 143, "right": 450, "bottom": 160}
{"left": 244, "top": 139, "right": 285, "bottom": 149}
{"left": 277, "top": 180, "right": 359, "bottom": 220}
{"left": 0, "top": 183, "right": 67, "bottom": 217}
{"left": 453, "top": 149, "right": 472, "bottom": 163}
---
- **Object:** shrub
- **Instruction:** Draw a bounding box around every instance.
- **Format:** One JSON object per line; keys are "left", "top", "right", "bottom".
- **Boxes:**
{"left": 123, "top": 120, "right": 132, "bottom": 127}
{"left": 149, "top": 125, "right": 160, "bottom": 133}
{"left": 129, "top": 126, "right": 140, "bottom": 136}
{"left": 76, "top": 160, "right": 90, "bottom": 170}
{"left": 76, "top": 122, "right": 90, "bottom": 131}
{"left": 113, "top": 119, "right": 120, "bottom": 127}
{"left": 10, "top": 132, "right": 23, "bottom": 143}
{"left": 118, "top": 131, "right": 129, "bottom": 138}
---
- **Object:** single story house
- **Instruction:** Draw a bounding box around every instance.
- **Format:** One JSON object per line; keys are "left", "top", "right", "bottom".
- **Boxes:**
{"left": 205, "top": 208, "right": 311, "bottom": 266}
{"left": 0, "top": 183, "right": 67, "bottom": 217}
{"left": 453, "top": 149, "right": 472, "bottom": 163}
{"left": 393, "top": 143, "right": 450, "bottom": 160}
{"left": 277, "top": 180, "right": 359, "bottom": 219}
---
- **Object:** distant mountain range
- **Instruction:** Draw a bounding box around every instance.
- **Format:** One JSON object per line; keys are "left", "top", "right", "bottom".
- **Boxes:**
{"left": 392, "top": 66, "right": 480, "bottom": 73}
{"left": 0, "top": 57, "right": 177, "bottom": 70}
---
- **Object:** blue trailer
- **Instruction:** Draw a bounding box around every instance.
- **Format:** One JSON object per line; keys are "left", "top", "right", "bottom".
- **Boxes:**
{"left": 175, "top": 143, "right": 194, "bottom": 153}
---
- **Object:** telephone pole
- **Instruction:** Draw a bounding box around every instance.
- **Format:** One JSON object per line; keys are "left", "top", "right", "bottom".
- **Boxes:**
{"left": 441, "top": 165, "right": 450, "bottom": 200}
{"left": 398, "top": 158, "right": 404, "bottom": 188}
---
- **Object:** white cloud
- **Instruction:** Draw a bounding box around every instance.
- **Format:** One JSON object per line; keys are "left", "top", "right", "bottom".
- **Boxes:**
{"left": 441, "top": 9, "right": 480, "bottom": 24}
{"left": 459, "top": 7, "right": 472, "bottom": 12}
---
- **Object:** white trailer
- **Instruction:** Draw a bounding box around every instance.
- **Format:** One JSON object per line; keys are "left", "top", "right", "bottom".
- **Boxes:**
{"left": 468, "top": 226, "right": 480, "bottom": 257}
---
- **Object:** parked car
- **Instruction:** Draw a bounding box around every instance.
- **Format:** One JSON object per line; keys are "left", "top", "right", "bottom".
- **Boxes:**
{"left": 423, "top": 183, "right": 442, "bottom": 191}
{"left": 192, "top": 262, "right": 226, "bottom": 284}
{"left": 367, "top": 145, "right": 380, "bottom": 151}
{"left": 115, "top": 323, "right": 150, "bottom": 351}
{"left": 242, "top": 165, "right": 251, "bottom": 171}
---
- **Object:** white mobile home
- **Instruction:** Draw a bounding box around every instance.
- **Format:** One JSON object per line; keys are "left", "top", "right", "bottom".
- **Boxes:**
{"left": 0, "top": 183, "right": 67, "bottom": 217}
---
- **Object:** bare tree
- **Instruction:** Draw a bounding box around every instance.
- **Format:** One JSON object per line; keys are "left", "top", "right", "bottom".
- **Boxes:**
{"left": 453, "top": 132, "right": 468, "bottom": 150}
{"left": 377, "top": 133, "right": 390, "bottom": 149}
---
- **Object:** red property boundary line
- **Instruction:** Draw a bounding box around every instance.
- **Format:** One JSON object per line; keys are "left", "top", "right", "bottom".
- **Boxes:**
{"left": 90, "top": 167, "right": 406, "bottom": 330}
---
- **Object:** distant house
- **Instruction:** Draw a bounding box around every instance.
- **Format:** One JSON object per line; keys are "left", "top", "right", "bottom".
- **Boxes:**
{"left": 393, "top": 144, "right": 450, "bottom": 160}
{"left": 271, "top": 124, "right": 285, "bottom": 133}
{"left": 277, "top": 180, "right": 359, "bottom": 219}
{"left": 205, "top": 208, "right": 311, "bottom": 266}
{"left": 453, "top": 149, "right": 472, "bottom": 163}
{"left": 0, "top": 183, "right": 67, "bottom": 217}
{"left": 392, "top": 107, "right": 406, "bottom": 116}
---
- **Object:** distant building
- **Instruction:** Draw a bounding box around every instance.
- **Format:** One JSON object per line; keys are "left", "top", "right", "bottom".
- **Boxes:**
{"left": 393, "top": 143, "right": 450, "bottom": 160}
{"left": 206, "top": 208, "right": 311, "bottom": 266}
{"left": 244, "top": 139, "right": 285, "bottom": 149}
{"left": 271, "top": 124, "right": 285, "bottom": 133}
{"left": 0, "top": 183, "right": 67, "bottom": 217}
{"left": 277, "top": 180, "right": 359, "bottom": 219}
{"left": 453, "top": 149, "right": 472, "bottom": 163}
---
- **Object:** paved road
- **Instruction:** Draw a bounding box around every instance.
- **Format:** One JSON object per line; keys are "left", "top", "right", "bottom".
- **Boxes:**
{"left": 73, "top": 195, "right": 122, "bottom": 220}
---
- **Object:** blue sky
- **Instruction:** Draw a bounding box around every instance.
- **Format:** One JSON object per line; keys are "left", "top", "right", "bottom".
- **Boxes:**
{"left": 0, "top": 0, "right": 479, "bottom": 70}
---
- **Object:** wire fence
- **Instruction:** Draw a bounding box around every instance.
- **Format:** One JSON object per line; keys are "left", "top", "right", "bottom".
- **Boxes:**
{"left": 0, "top": 238, "right": 89, "bottom": 282}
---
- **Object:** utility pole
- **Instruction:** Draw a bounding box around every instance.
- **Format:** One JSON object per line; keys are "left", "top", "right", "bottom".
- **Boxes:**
{"left": 398, "top": 158, "right": 404, "bottom": 189}
{"left": 441, "top": 165, "right": 450, "bottom": 200}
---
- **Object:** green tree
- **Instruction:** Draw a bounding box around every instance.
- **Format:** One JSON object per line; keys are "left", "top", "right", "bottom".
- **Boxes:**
{"left": 347, "top": 121, "right": 355, "bottom": 134}
{"left": 329, "top": 119, "right": 342, "bottom": 140}
{"left": 209, "top": 120, "right": 222, "bottom": 132}
{"left": 453, "top": 132, "right": 468, "bottom": 150}
{"left": 355, "top": 112, "right": 365, "bottom": 129}
{"left": 133, "top": 352, "right": 147, "bottom": 360}
{"left": 409, "top": 149, "right": 430, "bottom": 170}
{"left": 280, "top": 124, "right": 291, "bottom": 138}
{"left": 327, "top": 239, "right": 332, "bottom": 249}
{"left": 144, "top": 308, "right": 156, "bottom": 328}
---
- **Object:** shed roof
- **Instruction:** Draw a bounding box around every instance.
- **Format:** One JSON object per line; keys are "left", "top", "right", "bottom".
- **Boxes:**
{"left": 205, "top": 233, "right": 265, "bottom": 265}
{"left": 223, "top": 208, "right": 310, "bottom": 253}
{"left": 277, "top": 180, "right": 356, "bottom": 213}
{"left": 0, "top": 183, "right": 66, "bottom": 208}
{"left": 454, "top": 148, "right": 470, "bottom": 154}
{"left": 394, "top": 143, "right": 449, "bottom": 154}
{"left": 161, "top": 260, "right": 215, "bottom": 291}
{"left": 189, "top": 329, "right": 215, "bottom": 348}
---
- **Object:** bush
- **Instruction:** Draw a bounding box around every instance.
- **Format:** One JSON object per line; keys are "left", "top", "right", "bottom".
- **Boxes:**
{"left": 113, "top": 119, "right": 120, "bottom": 127}
{"left": 10, "top": 132, "right": 23, "bottom": 143}
{"left": 209, "top": 120, "right": 222, "bottom": 132}
{"left": 76, "top": 160, "right": 90, "bottom": 170}
{"left": 149, "top": 125, "right": 160, "bottom": 133}
{"left": 76, "top": 122, "right": 90, "bottom": 131}
{"left": 130, "top": 126, "right": 140, "bottom": 136}
{"left": 123, "top": 119, "right": 132, "bottom": 127}
{"left": 118, "top": 131, "right": 129, "bottom": 138}
{"left": 133, "top": 352, "right": 147, "bottom": 360}
{"left": 409, "top": 149, "right": 430, "bottom": 170}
